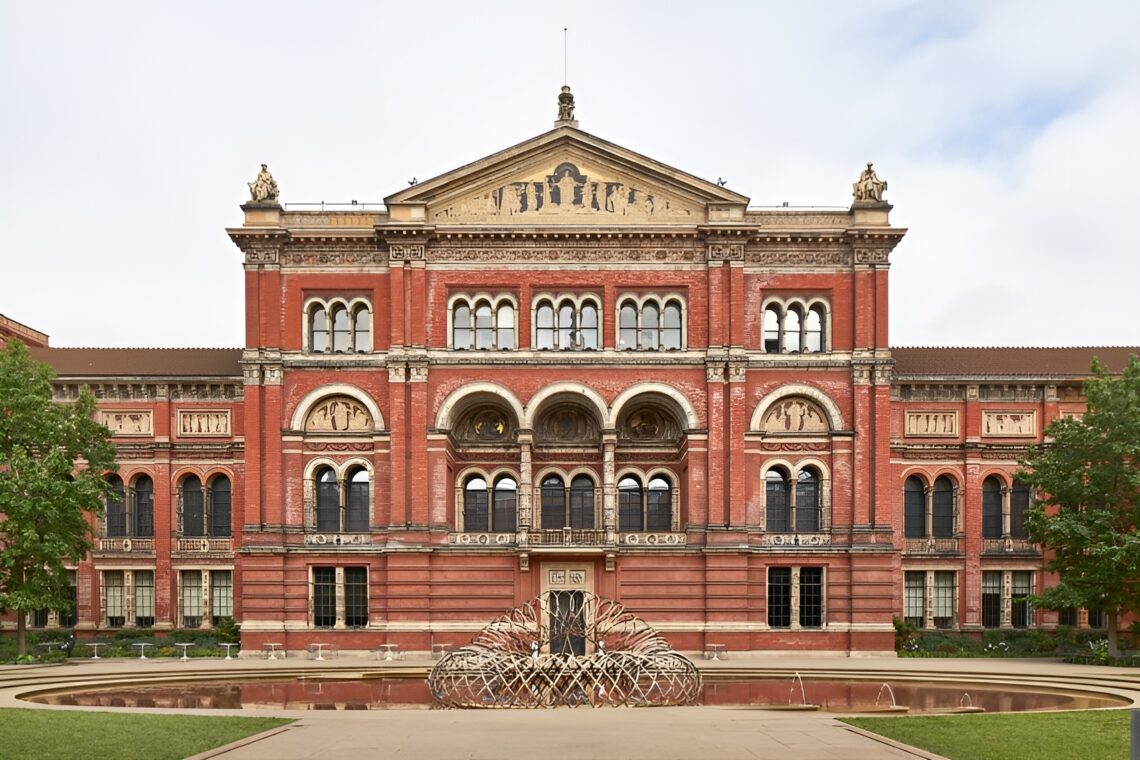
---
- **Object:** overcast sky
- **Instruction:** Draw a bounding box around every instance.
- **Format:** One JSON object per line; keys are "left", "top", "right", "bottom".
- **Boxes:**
{"left": 2, "top": 1, "right": 1137, "bottom": 349}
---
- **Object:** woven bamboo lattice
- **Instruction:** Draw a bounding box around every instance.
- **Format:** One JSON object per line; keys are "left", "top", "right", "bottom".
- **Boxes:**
{"left": 428, "top": 592, "right": 702, "bottom": 708}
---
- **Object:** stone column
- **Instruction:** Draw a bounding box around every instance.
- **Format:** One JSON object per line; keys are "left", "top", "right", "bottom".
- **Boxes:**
{"left": 602, "top": 432, "right": 617, "bottom": 543}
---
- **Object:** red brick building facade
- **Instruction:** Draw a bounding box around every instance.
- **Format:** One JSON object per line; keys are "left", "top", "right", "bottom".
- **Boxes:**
{"left": 5, "top": 115, "right": 1137, "bottom": 654}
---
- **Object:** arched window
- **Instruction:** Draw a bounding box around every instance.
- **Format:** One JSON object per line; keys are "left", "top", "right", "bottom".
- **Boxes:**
{"left": 662, "top": 301, "right": 683, "bottom": 350}
{"left": 181, "top": 475, "right": 205, "bottom": 537}
{"left": 795, "top": 469, "right": 821, "bottom": 532}
{"left": 497, "top": 304, "right": 516, "bottom": 350}
{"left": 540, "top": 474, "right": 596, "bottom": 529}
{"left": 766, "top": 469, "right": 791, "bottom": 532}
{"left": 804, "top": 306, "right": 824, "bottom": 353}
{"left": 904, "top": 476, "right": 926, "bottom": 538}
{"left": 570, "top": 475, "right": 595, "bottom": 529}
{"left": 641, "top": 302, "right": 660, "bottom": 350}
{"left": 353, "top": 306, "right": 371, "bottom": 352}
{"left": 618, "top": 302, "right": 638, "bottom": 350}
{"left": 982, "top": 477, "right": 1003, "bottom": 539}
{"left": 541, "top": 475, "right": 566, "bottom": 529}
{"left": 782, "top": 308, "right": 801, "bottom": 353}
{"left": 646, "top": 476, "right": 672, "bottom": 532}
{"left": 536, "top": 302, "right": 555, "bottom": 350}
{"left": 453, "top": 303, "right": 473, "bottom": 349}
{"left": 763, "top": 307, "right": 781, "bottom": 353}
{"left": 106, "top": 475, "right": 126, "bottom": 537}
{"left": 580, "top": 302, "right": 599, "bottom": 350}
{"left": 618, "top": 476, "right": 643, "bottom": 531}
{"left": 315, "top": 467, "right": 339, "bottom": 532}
{"left": 463, "top": 476, "right": 489, "bottom": 531}
{"left": 331, "top": 305, "right": 351, "bottom": 352}
{"left": 345, "top": 468, "right": 370, "bottom": 532}
{"left": 474, "top": 302, "right": 494, "bottom": 349}
{"left": 132, "top": 475, "right": 154, "bottom": 537}
{"left": 492, "top": 477, "right": 517, "bottom": 532}
{"left": 1010, "top": 479, "right": 1030, "bottom": 538}
{"left": 209, "top": 476, "right": 231, "bottom": 538}
{"left": 932, "top": 476, "right": 955, "bottom": 538}
{"left": 309, "top": 305, "right": 329, "bottom": 352}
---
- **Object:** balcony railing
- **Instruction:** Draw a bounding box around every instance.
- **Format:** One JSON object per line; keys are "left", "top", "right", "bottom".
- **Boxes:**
{"left": 175, "top": 537, "right": 233, "bottom": 553}
{"left": 904, "top": 537, "right": 960, "bottom": 554}
{"left": 96, "top": 537, "right": 154, "bottom": 553}
{"left": 983, "top": 537, "right": 1038, "bottom": 554}
{"left": 533, "top": 528, "right": 607, "bottom": 546}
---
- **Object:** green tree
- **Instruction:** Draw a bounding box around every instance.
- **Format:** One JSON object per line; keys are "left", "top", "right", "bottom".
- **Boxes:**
{"left": 0, "top": 340, "right": 117, "bottom": 655}
{"left": 1020, "top": 356, "right": 1140, "bottom": 656}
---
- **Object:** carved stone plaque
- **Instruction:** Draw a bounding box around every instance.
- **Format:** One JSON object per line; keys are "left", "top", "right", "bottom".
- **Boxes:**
{"left": 100, "top": 410, "right": 153, "bottom": 437}
{"left": 904, "top": 411, "right": 958, "bottom": 437}
{"left": 549, "top": 570, "right": 567, "bottom": 585}
{"left": 178, "top": 410, "right": 231, "bottom": 437}
{"left": 429, "top": 160, "right": 701, "bottom": 224}
{"left": 982, "top": 411, "right": 1036, "bottom": 437}
{"left": 760, "top": 398, "right": 829, "bottom": 433}
{"left": 304, "top": 397, "right": 373, "bottom": 433}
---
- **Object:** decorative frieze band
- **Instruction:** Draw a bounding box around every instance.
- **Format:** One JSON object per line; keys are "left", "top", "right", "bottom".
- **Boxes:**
{"left": 854, "top": 247, "right": 891, "bottom": 264}
{"left": 746, "top": 250, "right": 851, "bottom": 267}
{"left": 100, "top": 410, "right": 153, "bottom": 437}
{"left": 177, "top": 410, "right": 231, "bottom": 437}
{"left": 430, "top": 247, "right": 705, "bottom": 264}
{"left": 982, "top": 410, "right": 1036, "bottom": 437}
{"left": 905, "top": 411, "right": 958, "bottom": 437}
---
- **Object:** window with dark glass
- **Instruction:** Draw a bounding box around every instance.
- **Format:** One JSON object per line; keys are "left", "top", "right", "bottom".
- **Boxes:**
{"left": 344, "top": 567, "right": 368, "bottom": 627}
{"left": 903, "top": 571, "right": 924, "bottom": 628}
{"left": 767, "top": 567, "right": 792, "bottom": 628}
{"left": 104, "top": 570, "right": 125, "bottom": 628}
{"left": 570, "top": 476, "right": 595, "bottom": 529}
{"left": 541, "top": 475, "right": 595, "bottom": 529}
{"left": 982, "top": 571, "right": 1002, "bottom": 627}
{"left": 181, "top": 570, "right": 203, "bottom": 628}
{"left": 464, "top": 477, "right": 489, "bottom": 531}
{"left": 312, "top": 567, "right": 336, "bottom": 627}
{"left": 763, "top": 307, "right": 781, "bottom": 353}
{"left": 1011, "top": 571, "right": 1033, "bottom": 628}
{"left": 1010, "top": 480, "right": 1030, "bottom": 538}
{"left": 646, "top": 476, "right": 672, "bottom": 532}
{"left": 106, "top": 475, "right": 127, "bottom": 537}
{"left": 618, "top": 476, "right": 643, "bottom": 531}
{"left": 795, "top": 469, "right": 820, "bottom": 532}
{"left": 800, "top": 567, "right": 823, "bottom": 627}
{"left": 181, "top": 475, "right": 205, "bottom": 537}
{"left": 492, "top": 477, "right": 518, "bottom": 533}
{"left": 931, "top": 476, "right": 955, "bottom": 538}
{"left": 618, "top": 475, "right": 672, "bottom": 531}
{"left": 1087, "top": 608, "right": 1106, "bottom": 628}
{"left": 345, "top": 468, "right": 370, "bottom": 532}
{"left": 904, "top": 476, "right": 925, "bottom": 538}
{"left": 316, "top": 468, "right": 340, "bottom": 532}
{"left": 210, "top": 570, "right": 232, "bottom": 625}
{"left": 766, "top": 469, "right": 791, "bottom": 532}
{"left": 933, "top": 571, "right": 956, "bottom": 628}
{"left": 982, "top": 477, "right": 1003, "bottom": 538}
{"left": 133, "top": 475, "right": 154, "bottom": 537}
{"left": 209, "top": 476, "right": 231, "bottom": 537}
{"left": 58, "top": 571, "right": 77, "bottom": 628}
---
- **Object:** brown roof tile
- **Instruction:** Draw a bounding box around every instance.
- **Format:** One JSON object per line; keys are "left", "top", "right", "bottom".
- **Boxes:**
{"left": 29, "top": 347, "right": 242, "bottom": 378}
{"left": 891, "top": 347, "right": 1140, "bottom": 379}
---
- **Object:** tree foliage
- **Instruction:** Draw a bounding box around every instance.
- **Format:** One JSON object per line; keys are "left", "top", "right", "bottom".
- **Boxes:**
{"left": 1020, "top": 356, "right": 1140, "bottom": 655}
{"left": 0, "top": 340, "right": 117, "bottom": 654}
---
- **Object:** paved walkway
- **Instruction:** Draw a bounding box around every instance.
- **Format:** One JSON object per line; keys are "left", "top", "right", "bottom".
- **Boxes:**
{"left": 3, "top": 654, "right": 1138, "bottom": 760}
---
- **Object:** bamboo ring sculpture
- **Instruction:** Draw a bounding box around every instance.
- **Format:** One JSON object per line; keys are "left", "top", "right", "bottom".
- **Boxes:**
{"left": 428, "top": 592, "right": 702, "bottom": 708}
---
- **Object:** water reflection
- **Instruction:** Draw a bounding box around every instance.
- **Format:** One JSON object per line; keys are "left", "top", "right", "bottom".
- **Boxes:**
{"left": 28, "top": 677, "right": 1129, "bottom": 713}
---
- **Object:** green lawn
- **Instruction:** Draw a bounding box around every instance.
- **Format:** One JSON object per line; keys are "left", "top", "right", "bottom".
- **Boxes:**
{"left": 842, "top": 710, "right": 1130, "bottom": 760}
{"left": 0, "top": 708, "right": 293, "bottom": 760}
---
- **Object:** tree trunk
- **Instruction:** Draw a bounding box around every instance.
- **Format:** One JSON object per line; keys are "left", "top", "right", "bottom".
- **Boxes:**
{"left": 16, "top": 613, "right": 27, "bottom": 657}
{"left": 1107, "top": 610, "right": 1120, "bottom": 657}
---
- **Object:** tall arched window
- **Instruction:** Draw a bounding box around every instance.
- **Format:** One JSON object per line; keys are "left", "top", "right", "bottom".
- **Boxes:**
{"left": 497, "top": 304, "right": 516, "bottom": 349}
{"left": 492, "top": 477, "right": 517, "bottom": 532}
{"left": 106, "top": 475, "right": 127, "bottom": 537}
{"left": 316, "top": 468, "right": 339, "bottom": 532}
{"left": 209, "top": 476, "right": 231, "bottom": 537}
{"left": 641, "top": 303, "right": 660, "bottom": 350}
{"left": 463, "top": 477, "right": 489, "bottom": 531}
{"left": 795, "top": 469, "right": 821, "bottom": 532}
{"left": 541, "top": 475, "right": 566, "bottom": 528}
{"left": 618, "top": 476, "right": 643, "bottom": 531}
{"left": 353, "top": 306, "right": 371, "bottom": 352}
{"left": 1010, "top": 479, "right": 1030, "bottom": 538}
{"left": 580, "top": 303, "right": 599, "bottom": 349}
{"left": 618, "top": 302, "right": 638, "bottom": 350}
{"left": 331, "top": 305, "right": 351, "bottom": 352}
{"left": 782, "top": 308, "right": 801, "bottom": 353}
{"left": 982, "top": 477, "right": 1003, "bottom": 538}
{"left": 132, "top": 475, "right": 154, "bottom": 537}
{"left": 662, "top": 301, "right": 683, "bottom": 350}
{"left": 763, "top": 307, "right": 781, "bottom": 353}
{"left": 766, "top": 469, "right": 791, "bottom": 532}
{"left": 541, "top": 474, "right": 595, "bottom": 529}
{"left": 453, "top": 303, "right": 473, "bottom": 349}
{"left": 474, "top": 302, "right": 494, "bottom": 349}
{"left": 570, "top": 475, "right": 595, "bottom": 529}
{"left": 345, "top": 468, "right": 370, "bottom": 532}
{"left": 558, "top": 301, "right": 576, "bottom": 349}
{"left": 804, "top": 306, "right": 824, "bottom": 353}
{"left": 904, "top": 476, "right": 926, "bottom": 538}
{"left": 646, "top": 476, "right": 672, "bottom": 532}
{"left": 932, "top": 476, "right": 955, "bottom": 538}
{"left": 536, "top": 302, "right": 555, "bottom": 350}
{"left": 309, "top": 305, "right": 329, "bottom": 352}
{"left": 181, "top": 475, "right": 205, "bottom": 537}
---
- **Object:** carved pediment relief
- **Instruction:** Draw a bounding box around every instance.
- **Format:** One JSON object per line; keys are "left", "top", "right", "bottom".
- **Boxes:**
{"left": 453, "top": 405, "right": 517, "bottom": 445}
{"left": 534, "top": 402, "right": 600, "bottom": 445}
{"left": 618, "top": 404, "right": 684, "bottom": 445}
{"left": 429, "top": 158, "right": 704, "bottom": 225}
{"left": 304, "top": 396, "right": 373, "bottom": 433}
{"left": 761, "top": 398, "right": 830, "bottom": 434}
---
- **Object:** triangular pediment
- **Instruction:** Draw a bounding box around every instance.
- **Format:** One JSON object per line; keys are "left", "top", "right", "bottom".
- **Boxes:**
{"left": 384, "top": 127, "right": 749, "bottom": 226}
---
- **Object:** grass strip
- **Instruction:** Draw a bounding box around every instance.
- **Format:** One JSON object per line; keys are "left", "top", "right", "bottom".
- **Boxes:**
{"left": 0, "top": 708, "right": 293, "bottom": 760}
{"left": 842, "top": 709, "right": 1129, "bottom": 760}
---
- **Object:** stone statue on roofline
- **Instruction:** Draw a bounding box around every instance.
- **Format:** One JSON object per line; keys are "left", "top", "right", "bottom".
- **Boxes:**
{"left": 555, "top": 85, "right": 578, "bottom": 128}
{"left": 248, "top": 163, "right": 280, "bottom": 203}
{"left": 852, "top": 162, "right": 888, "bottom": 204}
